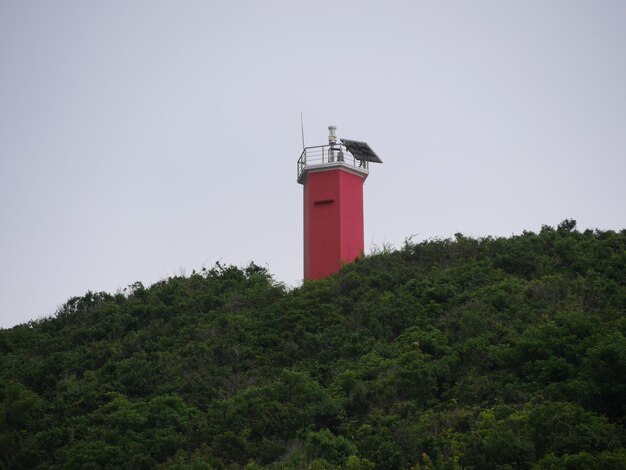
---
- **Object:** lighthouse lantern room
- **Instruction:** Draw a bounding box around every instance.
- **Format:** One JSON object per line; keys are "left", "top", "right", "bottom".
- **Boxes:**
{"left": 297, "top": 126, "right": 382, "bottom": 280}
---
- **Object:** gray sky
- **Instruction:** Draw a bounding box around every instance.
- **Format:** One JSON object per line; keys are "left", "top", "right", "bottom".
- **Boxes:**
{"left": 1, "top": 1, "right": 625, "bottom": 329}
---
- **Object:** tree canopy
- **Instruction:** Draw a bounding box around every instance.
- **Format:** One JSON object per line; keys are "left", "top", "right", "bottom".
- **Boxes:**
{"left": 1, "top": 221, "right": 625, "bottom": 469}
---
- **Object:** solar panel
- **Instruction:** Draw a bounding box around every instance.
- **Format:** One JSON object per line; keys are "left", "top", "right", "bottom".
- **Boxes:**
{"left": 340, "top": 139, "right": 383, "bottom": 163}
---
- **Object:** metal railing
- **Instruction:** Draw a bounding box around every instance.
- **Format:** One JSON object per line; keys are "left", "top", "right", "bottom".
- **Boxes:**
{"left": 297, "top": 144, "right": 369, "bottom": 180}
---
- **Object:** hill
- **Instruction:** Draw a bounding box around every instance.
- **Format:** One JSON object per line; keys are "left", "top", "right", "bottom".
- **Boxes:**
{"left": 1, "top": 220, "right": 625, "bottom": 469}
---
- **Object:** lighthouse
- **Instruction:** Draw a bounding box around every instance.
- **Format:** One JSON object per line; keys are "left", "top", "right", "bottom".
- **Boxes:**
{"left": 297, "top": 126, "right": 382, "bottom": 280}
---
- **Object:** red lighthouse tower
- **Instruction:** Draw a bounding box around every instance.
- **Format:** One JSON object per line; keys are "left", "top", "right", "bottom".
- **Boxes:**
{"left": 297, "top": 126, "right": 382, "bottom": 280}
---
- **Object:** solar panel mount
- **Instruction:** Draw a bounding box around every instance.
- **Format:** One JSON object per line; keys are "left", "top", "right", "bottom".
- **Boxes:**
{"left": 340, "top": 139, "right": 383, "bottom": 163}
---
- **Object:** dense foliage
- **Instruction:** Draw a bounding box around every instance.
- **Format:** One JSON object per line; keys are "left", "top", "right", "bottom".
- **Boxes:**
{"left": 1, "top": 220, "right": 625, "bottom": 469}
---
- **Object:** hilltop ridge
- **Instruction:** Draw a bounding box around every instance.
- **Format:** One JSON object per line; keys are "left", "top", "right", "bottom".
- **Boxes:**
{"left": 1, "top": 220, "right": 625, "bottom": 469}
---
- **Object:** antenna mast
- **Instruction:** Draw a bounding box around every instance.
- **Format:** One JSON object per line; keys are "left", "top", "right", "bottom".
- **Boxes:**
{"left": 300, "top": 113, "right": 305, "bottom": 150}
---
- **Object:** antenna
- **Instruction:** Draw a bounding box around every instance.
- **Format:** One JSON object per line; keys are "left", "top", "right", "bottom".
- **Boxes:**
{"left": 300, "top": 113, "right": 306, "bottom": 150}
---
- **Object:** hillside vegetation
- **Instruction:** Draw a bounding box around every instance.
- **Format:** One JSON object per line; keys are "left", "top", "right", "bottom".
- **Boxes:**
{"left": 1, "top": 220, "right": 625, "bottom": 469}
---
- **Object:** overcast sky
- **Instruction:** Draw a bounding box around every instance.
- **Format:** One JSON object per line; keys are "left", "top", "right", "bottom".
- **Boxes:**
{"left": 1, "top": 1, "right": 625, "bottom": 329}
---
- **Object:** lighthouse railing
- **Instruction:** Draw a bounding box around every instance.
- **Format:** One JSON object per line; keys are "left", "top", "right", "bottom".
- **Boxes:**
{"left": 297, "top": 144, "right": 369, "bottom": 179}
